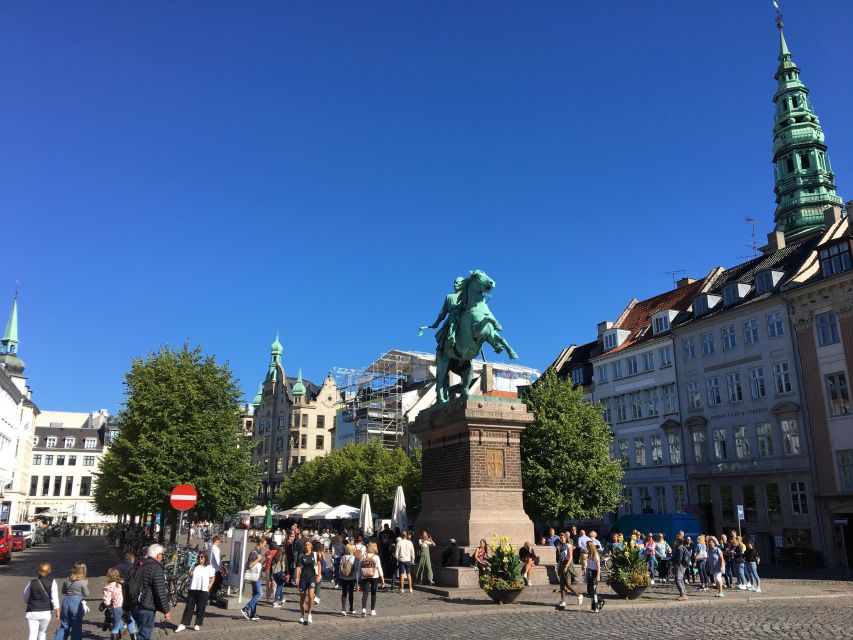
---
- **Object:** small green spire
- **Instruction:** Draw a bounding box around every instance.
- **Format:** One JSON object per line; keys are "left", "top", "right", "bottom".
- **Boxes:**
{"left": 778, "top": 29, "right": 790, "bottom": 58}
{"left": 292, "top": 369, "right": 306, "bottom": 396}
{"left": 2, "top": 296, "right": 18, "bottom": 353}
{"left": 252, "top": 383, "right": 263, "bottom": 406}
{"left": 271, "top": 331, "right": 283, "bottom": 356}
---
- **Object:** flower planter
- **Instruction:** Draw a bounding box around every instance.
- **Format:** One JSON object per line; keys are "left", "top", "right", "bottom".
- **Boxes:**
{"left": 484, "top": 587, "right": 524, "bottom": 604}
{"left": 609, "top": 582, "right": 648, "bottom": 600}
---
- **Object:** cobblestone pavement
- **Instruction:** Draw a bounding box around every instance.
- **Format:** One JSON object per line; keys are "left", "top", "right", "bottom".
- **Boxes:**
{"left": 3, "top": 536, "right": 853, "bottom": 639}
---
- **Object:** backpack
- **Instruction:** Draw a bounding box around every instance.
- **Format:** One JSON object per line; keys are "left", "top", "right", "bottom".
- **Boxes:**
{"left": 340, "top": 555, "right": 354, "bottom": 578}
{"left": 360, "top": 554, "right": 378, "bottom": 579}
{"left": 123, "top": 560, "right": 146, "bottom": 608}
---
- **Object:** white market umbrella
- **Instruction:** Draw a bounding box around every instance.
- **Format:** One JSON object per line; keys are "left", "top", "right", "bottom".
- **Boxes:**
{"left": 391, "top": 486, "right": 408, "bottom": 532}
{"left": 359, "top": 494, "right": 374, "bottom": 536}
{"left": 301, "top": 502, "right": 333, "bottom": 519}
{"left": 280, "top": 502, "right": 310, "bottom": 518}
{"left": 248, "top": 505, "right": 267, "bottom": 517}
{"left": 316, "top": 504, "right": 360, "bottom": 520}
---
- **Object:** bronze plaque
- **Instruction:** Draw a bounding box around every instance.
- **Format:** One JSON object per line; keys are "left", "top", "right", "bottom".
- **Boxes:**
{"left": 486, "top": 449, "right": 505, "bottom": 478}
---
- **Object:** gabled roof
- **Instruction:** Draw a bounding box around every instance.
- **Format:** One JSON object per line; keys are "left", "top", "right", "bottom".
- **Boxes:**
{"left": 785, "top": 215, "right": 850, "bottom": 288}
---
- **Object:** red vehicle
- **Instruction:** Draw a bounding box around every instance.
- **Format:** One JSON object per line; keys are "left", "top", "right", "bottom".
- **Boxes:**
{"left": 11, "top": 530, "right": 26, "bottom": 552}
{"left": 0, "top": 525, "right": 11, "bottom": 563}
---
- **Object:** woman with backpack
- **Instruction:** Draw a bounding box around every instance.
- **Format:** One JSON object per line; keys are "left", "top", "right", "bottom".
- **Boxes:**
{"left": 359, "top": 542, "right": 385, "bottom": 617}
{"left": 295, "top": 540, "right": 321, "bottom": 625}
{"left": 338, "top": 544, "right": 357, "bottom": 615}
{"left": 270, "top": 547, "right": 287, "bottom": 608}
{"left": 54, "top": 562, "right": 89, "bottom": 640}
{"left": 24, "top": 561, "right": 59, "bottom": 640}
{"left": 101, "top": 567, "right": 138, "bottom": 640}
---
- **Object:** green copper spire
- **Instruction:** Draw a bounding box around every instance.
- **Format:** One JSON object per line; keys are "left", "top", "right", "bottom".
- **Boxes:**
{"left": 252, "top": 383, "right": 263, "bottom": 406}
{"left": 292, "top": 369, "right": 306, "bottom": 396}
{"left": 772, "top": 24, "right": 843, "bottom": 238}
{"left": 0, "top": 293, "right": 25, "bottom": 375}
{"left": 266, "top": 331, "right": 283, "bottom": 382}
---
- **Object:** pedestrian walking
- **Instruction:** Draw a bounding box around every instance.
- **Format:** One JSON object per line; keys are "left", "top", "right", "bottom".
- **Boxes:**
{"left": 270, "top": 546, "right": 287, "bottom": 607}
{"left": 240, "top": 538, "right": 267, "bottom": 621}
{"left": 555, "top": 533, "right": 583, "bottom": 610}
{"left": 721, "top": 534, "right": 734, "bottom": 588}
{"left": 54, "top": 562, "right": 88, "bottom": 640}
{"left": 643, "top": 532, "right": 657, "bottom": 584}
{"left": 338, "top": 544, "right": 357, "bottom": 615}
{"left": 359, "top": 542, "right": 385, "bottom": 616}
{"left": 654, "top": 534, "right": 672, "bottom": 584}
{"left": 207, "top": 537, "right": 223, "bottom": 600}
{"left": 733, "top": 535, "right": 748, "bottom": 589}
{"left": 102, "top": 567, "right": 138, "bottom": 640}
{"left": 585, "top": 541, "right": 604, "bottom": 612}
{"left": 295, "top": 540, "right": 320, "bottom": 625}
{"left": 396, "top": 531, "right": 416, "bottom": 593}
{"left": 672, "top": 536, "right": 690, "bottom": 601}
{"left": 174, "top": 551, "right": 216, "bottom": 632}
{"left": 744, "top": 540, "right": 762, "bottom": 593}
{"left": 127, "top": 544, "right": 172, "bottom": 640}
{"left": 707, "top": 537, "right": 726, "bottom": 598}
{"left": 24, "top": 561, "right": 60, "bottom": 640}
{"left": 415, "top": 531, "right": 435, "bottom": 585}
{"left": 694, "top": 535, "right": 709, "bottom": 590}
{"left": 331, "top": 534, "right": 345, "bottom": 588}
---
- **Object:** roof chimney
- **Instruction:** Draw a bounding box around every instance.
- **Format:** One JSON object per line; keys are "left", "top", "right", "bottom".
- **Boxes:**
{"left": 824, "top": 205, "right": 843, "bottom": 227}
{"left": 597, "top": 321, "right": 613, "bottom": 337}
{"left": 676, "top": 277, "right": 696, "bottom": 289}
{"left": 766, "top": 230, "right": 786, "bottom": 253}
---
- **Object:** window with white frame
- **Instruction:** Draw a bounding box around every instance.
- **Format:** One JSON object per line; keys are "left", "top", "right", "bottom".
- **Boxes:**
{"left": 45, "top": 437, "right": 57, "bottom": 448}
{"left": 618, "top": 439, "right": 629, "bottom": 465}
{"left": 826, "top": 372, "right": 851, "bottom": 416}
{"left": 734, "top": 425, "right": 751, "bottom": 459}
{"left": 33, "top": 454, "right": 41, "bottom": 465}
{"left": 597, "top": 365, "right": 608, "bottom": 384}
{"left": 612, "top": 361, "right": 623, "bottom": 380}
{"left": 653, "top": 314, "right": 670, "bottom": 334}
{"left": 64, "top": 437, "right": 75, "bottom": 448}
{"left": 673, "top": 485, "right": 686, "bottom": 513}
{"left": 756, "top": 422, "right": 774, "bottom": 457}
{"left": 743, "top": 318, "right": 759, "bottom": 345}
{"left": 819, "top": 241, "right": 853, "bottom": 278}
{"left": 621, "top": 486, "right": 633, "bottom": 513}
{"left": 626, "top": 356, "right": 638, "bottom": 376}
{"left": 614, "top": 395, "right": 627, "bottom": 423}
{"left": 774, "top": 361, "right": 792, "bottom": 394}
{"left": 602, "top": 399, "right": 612, "bottom": 425}
{"left": 767, "top": 312, "right": 784, "bottom": 337}
{"left": 701, "top": 331, "right": 715, "bottom": 356}
{"left": 662, "top": 384, "right": 678, "bottom": 414}
{"left": 694, "top": 296, "right": 709, "bottom": 315}
{"left": 722, "top": 325, "right": 737, "bottom": 351}
{"left": 723, "top": 283, "right": 740, "bottom": 306}
{"left": 638, "top": 486, "right": 652, "bottom": 512}
{"left": 817, "top": 312, "right": 840, "bottom": 346}
{"left": 750, "top": 367, "right": 767, "bottom": 399}
{"left": 692, "top": 431, "right": 706, "bottom": 462}
{"left": 837, "top": 450, "right": 853, "bottom": 491}
{"left": 635, "top": 438, "right": 647, "bottom": 466}
{"left": 83, "top": 456, "right": 95, "bottom": 466}
{"left": 782, "top": 419, "right": 801, "bottom": 455}
{"left": 688, "top": 381, "right": 702, "bottom": 410}
{"left": 659, "top": 346, "right": 673, "bottom": 367}
{"left": 84, "top": 438, "right": 97, "bottom": 449}
{"left": 755, "top": 270, "right": 782, "bottom": 295}
{"left": 682, "top": 337, "right": 696, "bottom": 360}
{"left": 727, "top": 372, "right": 744, "bottom": 402}
{"left": 642, "top": 351, "right": 654, "bottom": 371}
{"left": 654, "top": 486, "right": 667, "bottom": 513}
{"left": 713, "top": 428, "right": 728, "bottom": 460}
{"left": 645, "top": 389, "right": 659, "bottom": 416}
{"left": 668, "top": 432, "right": 682, "bottom": 464}
{"left": 790, "top": 481, "right": 809, "bottom": 515}
{"left": 706, "top": 376, "right": 722, "bottom": 406}
{"left": 603, "top": 332, "right": 617, "bottom": 350}
{"left": 651, "top": 435, "right": 663, "bottom": 465}
{"left": 629, "top": 392, "right": 643, "bottom": 420}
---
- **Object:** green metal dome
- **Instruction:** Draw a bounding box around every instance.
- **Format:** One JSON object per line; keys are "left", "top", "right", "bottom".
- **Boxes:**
{"left": 252, "top": 383, "right": 263, "bottom": 406}
{"left": 292, "top": 369, "right": 306, "bottom": 396}
{"left": 270, "top": 331, "right": 283, "bottom": 355}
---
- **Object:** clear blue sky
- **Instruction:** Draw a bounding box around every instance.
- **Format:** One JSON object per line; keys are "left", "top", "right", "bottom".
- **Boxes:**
{"left": 2, "top": 1, "right": 851, "bottom": 412}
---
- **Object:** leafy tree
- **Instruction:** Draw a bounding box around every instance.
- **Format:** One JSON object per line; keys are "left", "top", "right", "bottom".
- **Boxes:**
{"left": 94, "top": 344, "right": 258, "bottom": 524}
{"left": 278, "top": 440, "right": 421, "bottom": 518}
{"left": 520, "top": 370, "right": 623, "bottom": 524}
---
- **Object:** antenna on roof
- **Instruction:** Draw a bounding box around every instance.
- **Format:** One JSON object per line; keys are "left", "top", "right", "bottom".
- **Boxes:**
{"left": 660, "top": 269, "right": 686, "bottom": 287}
{"left": 745, "top": 217, "right": 763, "bottom": 258}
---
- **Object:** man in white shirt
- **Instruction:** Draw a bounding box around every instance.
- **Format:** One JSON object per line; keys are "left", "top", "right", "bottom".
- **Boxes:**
{"left": 395, "top": 531, "right": 416, "bottom": 593}
{"left": 576, "top": 530, "right": 591, "bottom": 578}
{"left": 208, "top": 537, "right": 223, "bottom": 599}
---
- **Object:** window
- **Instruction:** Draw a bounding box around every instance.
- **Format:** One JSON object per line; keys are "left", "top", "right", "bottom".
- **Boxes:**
{"left": 612, "top": 361, "right": 623, "bottom": 380}
{"left": 659, "top": 346, "right": 673, "bottom": 367}
{"left": 278, "top": 415, "right": 286, "bottom": 428}
{"left": 44, "top": 455, "right": 53, "bottom": 465}
{"left": 654, "top": 486, "right": 667, "bottom": 513}
{"left": 614, "top": 396, "right": 627, "bottom": 423}
{"left": 826, "top": 373, "right": 851, "bottom": 416}
{"left": 817, "top": 312, "right": 840, "bottom": 346}
{"left": 275, "top": 458, "right": 283, "bottom": 473}
{"left": 29, "top": 476, "right": 38, "bottom": 496}
{"left": 837, "top": 450, "right": 853, "bottom": 491}
{"left": 300, "top": 434, "right": 308, "bottom": 449}
{"left": 83, "top": 456, "right": 95, "bottom": 466}
{"left": 688, "top": 381, "right": 702, "bottom": 410}
{"left": 63, "top": 437, "right": 74, "bottom": 448}
{"left": 668, "top": 432, "right": 682, "bottom": 464}
{"left": 626, "top": 357, "right": 638, "bottom": 376}
{"left": 45, "top": 437, "right": 57, "bottom": 448}
{"left": 317, "top": 415, "right": 326, "bottom": 429}
{"left": 673, "top": 485, "right": 686, "bottom": 513}
{"left": 682, "top": 337, "right": 696, "bottom": 360}
{"left": 694, "top": 296, "right": 709, "bottom": 315}
{"left": 570, "top": 368, "right": 585, "bottom": 386}
{"left": 706, "top": 376, "right": 721, "bottom": 406}
{"left": 291, "top": 413, "right": 298, "bottom": 428}
{"left": 302, "top": 414, "right": 309, "bottom": 428}
{"left": 766, "top": 483, "right": 782, "bottom": 520}
{"left": 662, "top": 384, "right": 678, "bottom": 414}
{"left": 41, "top": 476, "right": 50, "bottom": 496}
{"left": 653, "top": 314, "right": 670, "bottom": 334}
{"left": 742, "top": 485, "right": 758, "bottom": 522}
{"left": 735, "top": 426, "right": 751, "bottom": 459}
{"left": 651, "top": 435, "right": 663, "bottom": 465}
{"left": 754, "top": 271, "right": 771, "bottom": 294}
{"left": 53, "top": 476, "right": 62, "bottom": 496}
{"left": 629, "top": 392, "right": 643, "bottom": 420}
{"left": 727, "top": 372, "right": 744, "bottom": 403}
{"left": 756, "top": 422, "right": 774, "bottom": 457}
{"left": 819, "top": 241, "right": 853, "bottom": 277}
{"left": 602, "top": 399, "right": 612, "bottom": 425}
{"left": 720, "top": 485, "right": 735, "bottom": 521}
{"left": 700, "top": 332, "right": 715, "bottom": 356}
{"left": 713, "top": 428, "right": 728, "bottom": 460}
{"left": 618, "top": 440, "right": 629, "bottom": 465}
{"left": 84, "top": 438, "right": 97, "bottom": 449}
{"left": 767, "top": 312, "right": 785, "bottom": 337}
{"left": 722, "top": 325, "right": 737, "bottom": 351}
{"left": 597, "top": 366, "right": 608, "bottom": 384}
{"left": 743, "top": 319, "right": 759, "bottom": 345}
{"left": 79, "top": 476, "right": 92, "bottom": 497}
{"left": 782, "top": 419, "right": 801, "bottom": 455}
{"left": 33, "top": 454, "right": 41, "bottom": 465}
{"left": 603, "top": 333, "right": 618, "bottom": 350}
{"left": 750, "top": 367, "right": 767, "bottom": 399}
{"left": 68, "top": 455, "right": 76, "bottom": 466}
{"left": 64, "top": 476, "right": 73, "bottom": 497}
{"left": 790, "top": 481, "right": 809, "bottom": 515}
{"left": 774, "top": 361, "right": 792, "bottom": 394}
{"left": 723, "top": 283, "right": 741, "bottom": 307}
{"left": 32, "top": 436, "right": 39, "bottom": 446}
{"left": 56, "top": 455, "right": 65, "bottom": 466}
{"left": 644, "top": 389, "right": 659, "bottom": 416}
{"left": 639, "top": 487, "right": 652, "bottom": 512}
{"left": 642, "top": 352, "right": 655, "bottom": 371}
{"left": 635, "top": 438, "right": 647, "bottom": 466}
{"left": 621, "top": 486, "right": 633, "bottom": 513}
{"left": 315, "top": 435, "right": 325, "bottom": 449}
{"left": 275, "top": 437, "right": 283, "bottom": 451}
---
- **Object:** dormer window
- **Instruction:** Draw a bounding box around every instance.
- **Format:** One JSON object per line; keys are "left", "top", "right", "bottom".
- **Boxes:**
{"left": 722, "top": 283, "right": 751, "bottom": 307}
{"left": 651, "top": 310, "right": 677, "bottom": 335}
{"left": 693, "top": 294, "right": 721, "bottom": 316}
{"left": 603, "top": 332, "right": 617, "bottom": 350}
{"left": 755, "top": 270, "right": 784, "bottom": 295}
{"left": 64, "top": 437, "right": 75, "bottom": 448}
{"left": 570, "top": 368, "right": 584, "bottom": 386}
{"left": 602, "top": 328, "right": 630, "bottom": 351}
{"left": 45, "top": 437, "right": 57, "bottom": 448}
{"left": 819, "top": 241, "right": 853, "bottom": 278}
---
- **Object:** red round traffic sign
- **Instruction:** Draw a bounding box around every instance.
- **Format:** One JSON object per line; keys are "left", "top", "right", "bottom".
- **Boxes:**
{"left": 170, "top": 484, "right": 198, "bottom": 511}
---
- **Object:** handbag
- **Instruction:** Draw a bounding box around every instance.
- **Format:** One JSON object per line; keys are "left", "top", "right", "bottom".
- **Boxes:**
{"left": 243, "top": 563, "right": 262, "bottom": 583}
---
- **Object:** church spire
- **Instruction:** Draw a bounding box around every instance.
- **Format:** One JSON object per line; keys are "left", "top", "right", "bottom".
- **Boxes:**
{"left": 0, "top": 290, "right": 25, "bottom": 376}
{"left": 771, "top": 10, "right": 843, "bottom": 238}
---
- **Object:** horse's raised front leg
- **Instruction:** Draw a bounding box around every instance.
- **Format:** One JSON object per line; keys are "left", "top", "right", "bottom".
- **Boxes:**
{"left": 483, "top": 325, "right": 519, "bottom": 360}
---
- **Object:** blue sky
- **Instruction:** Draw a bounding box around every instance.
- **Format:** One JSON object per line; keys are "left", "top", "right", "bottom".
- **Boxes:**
{"left": 2, "top": 1, "right": 851, "bottom": 412}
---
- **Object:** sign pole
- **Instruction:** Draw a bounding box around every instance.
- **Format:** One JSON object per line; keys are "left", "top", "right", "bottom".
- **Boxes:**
{"left": 186, "top": 508, "right": 192, "bottom": 547}
{"left": 176, "top": 510, "right": 184, "bottom": 576}
{"left": 841, "top": 525, "right": 850, "bottom": 578}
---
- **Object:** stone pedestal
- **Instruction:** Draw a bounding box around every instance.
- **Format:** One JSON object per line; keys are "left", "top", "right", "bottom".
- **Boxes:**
{"left": 412, "top": 394, "right": 535, "bottom": 550}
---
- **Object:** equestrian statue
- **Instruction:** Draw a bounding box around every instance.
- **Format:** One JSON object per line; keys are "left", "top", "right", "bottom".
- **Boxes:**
{"left": 419, "top": 270, "right": 518, "bottom": 404}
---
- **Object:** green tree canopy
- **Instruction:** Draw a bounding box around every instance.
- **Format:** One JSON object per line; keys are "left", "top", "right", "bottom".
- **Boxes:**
{"left": 94, "top": 344, "right": 258, "bottom": 521}
{"left": 278, "top": 440, "right": 421, "bottom": 518}
{"left": 520, "top": 370, "right": 623, "bottom": 523}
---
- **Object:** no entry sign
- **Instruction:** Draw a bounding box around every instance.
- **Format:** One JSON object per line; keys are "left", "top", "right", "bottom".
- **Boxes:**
{"left": 170, "top": 484, "right": 198, "bottom": 511}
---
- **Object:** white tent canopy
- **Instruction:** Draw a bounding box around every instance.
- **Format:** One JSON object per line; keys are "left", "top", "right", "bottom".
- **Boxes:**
{"left": 238, "top": 505, "right": 267, "bottom": 517}
{"left": 278, "top": 503, "right": 310, "bottom": 518}
{"left": 391, "top": 486, "right": 408, "bottom": 531}
{"left": 301, "top": 502, "right": 333, "bottom": 519}
{"left": 316, "top": 504, "right": 360, "bottom": 520}
{"left": 359, "top": 494, "right": 374, "bottom": 536}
